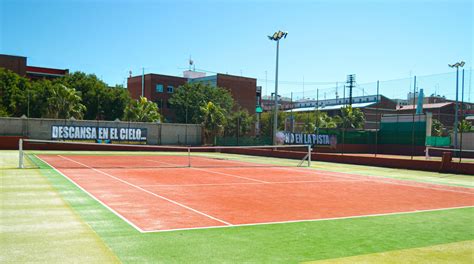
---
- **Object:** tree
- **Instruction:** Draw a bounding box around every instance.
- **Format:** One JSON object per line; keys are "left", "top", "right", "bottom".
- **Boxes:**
{"left": 123, "top": 96, "right": 161, "bottom": 122}
{"left": 0, "top": 68, "right": 30, "bottom": 117}
{"left": 334, "top": 106, "right": 365, "bottom": 129}
{"left": 314, "top": 110, "right": 337, "bottom": 129}
{"left": 224, "top": 109, "right": 254, "bottom": 137}
{"left": 201, "top": 102, "right": 227, "bottom": 145}
{"left": 259, "top": 111, "right": 287, "bottom": 137}
{"left": 458, "top": 119, "right": 473, "bottom": 132}
{"left": 0, "top": 69, "right": 132, "bottom": 120}
{"left": 169, "top": 82, "right": 234, "bottom": 124}
{"left": 59, "top": 72, "right": 131, "bottom": 120}
{"left": 46, "top": 84, "right": 86, "bottom": 119}
{"left": 100, "top": 85, "right": 132, "bottom": 120}
{"left": 431, "top": 119, "right": 445, "bottom": 136}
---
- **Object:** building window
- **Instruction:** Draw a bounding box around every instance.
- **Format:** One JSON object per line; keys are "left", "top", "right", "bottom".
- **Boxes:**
{"left": 156, "top": 84, "right": 163, "bottom": 93}
{"left": 167, "top": 85, "right": 174, "bottom": 93}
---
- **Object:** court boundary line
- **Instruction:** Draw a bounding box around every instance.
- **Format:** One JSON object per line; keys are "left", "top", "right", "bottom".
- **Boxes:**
{"left": 145, "top": 159, "right": 270, "bottom": 183}
{"left": 36, "top": 155, "right": 146, "bottom": 233}
{"left": 140, "top": 205, "right": 474, "bottom": 233}
{"left": 192, "top": 157, "right": 474, "bottom": 195}
{"left": 307, "top": 169, "right": 474, "bottom": 195}
{"left": 140, "top": 179, "right": 366, "bottom": 187}
{"left": 57, "top": 155, "right": 233, "bottom": 227}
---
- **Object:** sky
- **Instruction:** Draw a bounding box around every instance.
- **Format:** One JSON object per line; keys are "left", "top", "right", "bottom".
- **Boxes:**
{"left": 1, "top": 0, "right": 473, "bottom": 100}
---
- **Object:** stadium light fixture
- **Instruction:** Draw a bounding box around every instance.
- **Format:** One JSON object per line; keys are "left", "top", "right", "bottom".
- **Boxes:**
{"left": 268, "top": 30, "right": 288, "bottom": 145}
{"left": 449, "top": 61, "right": 465, "bottom": 148}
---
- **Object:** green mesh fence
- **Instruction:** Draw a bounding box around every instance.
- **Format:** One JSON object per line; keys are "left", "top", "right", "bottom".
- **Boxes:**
{"left": 317, "top": 129, "right": 377, "bottom": 145}
{"left": 426, "top": 136, "right": 451, "bottom": 147}
{"left": 379, "top": 121, "right": 426, "bottom": 146}
{"left": 216, "top": 136, "right": 272, "bottom": 146}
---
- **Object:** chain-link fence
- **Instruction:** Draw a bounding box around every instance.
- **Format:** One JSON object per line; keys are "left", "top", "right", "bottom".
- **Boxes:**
{"left": 219, "top": 69, "right": 474, "bottom": 162}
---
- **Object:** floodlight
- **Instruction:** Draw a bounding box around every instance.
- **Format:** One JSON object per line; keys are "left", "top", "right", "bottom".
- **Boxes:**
{"left": 267, "top": 30, "right": 288, "bottom": 145}
{"left": 448, "top": 60, "right": 465, "bottom": 149}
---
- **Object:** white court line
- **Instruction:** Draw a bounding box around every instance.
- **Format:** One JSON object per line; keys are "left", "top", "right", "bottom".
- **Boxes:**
{"left": 140, "top": 179, "right": 365, "bottom": 188}
{"left": 141, "top": 205, "right": 474, "bottom": 233}
{"left": 146, "top": 159, "right": 270, "bottom": 183}
{"left": 185, "top": 157, "right": 369, "bottom": 182}
{"left": 58, "top": 155, "right": 233, "bottom": 226}
{"left": 37, "top": 155, "right": 146, "bottom": 233}
{"left": 196, "top": 157, "right": 474, "bottom": 195}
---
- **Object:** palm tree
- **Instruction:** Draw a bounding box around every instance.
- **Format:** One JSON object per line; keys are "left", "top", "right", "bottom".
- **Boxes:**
{"left": 458, "top": 119, "right": 472, "bottom": 132}
{"left": 431, "top": 119, "right": 445, "bottom": 136}
{"left": 314, "top": 110, "right": 337, "bottom": 129}
{"left": 46, "top": 84, "right": 86, "bottom": 119}
{"left": 200, "top": 101, "right": 227, "bottom": 145}
{"left": 123, "top": 96, "right": 161, "bottom": 122}
{"left": 335, "top": 106, "right": 365, "bottom": 129}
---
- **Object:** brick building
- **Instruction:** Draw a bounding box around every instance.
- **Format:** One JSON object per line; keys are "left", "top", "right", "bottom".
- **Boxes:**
{"left": 0, "top": 54, "right": 69, "bottom": 80}
{"left": 127, "top": 72, "right": 258, "bottom": 123}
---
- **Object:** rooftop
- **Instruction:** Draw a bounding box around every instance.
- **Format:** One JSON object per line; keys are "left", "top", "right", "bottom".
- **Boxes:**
{"left": 284, "top": 102, "right": 377, "bottom": 113}
{"left": 397, "top": 102, "right": 453, "bottom": 110}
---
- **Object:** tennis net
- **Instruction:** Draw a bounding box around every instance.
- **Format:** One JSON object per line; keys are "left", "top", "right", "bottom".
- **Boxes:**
{"left": 425, "top": 146, "right": 474, "bottom": 163}
{"left": 19, "top": 139, "right": 313, "bottom": 169}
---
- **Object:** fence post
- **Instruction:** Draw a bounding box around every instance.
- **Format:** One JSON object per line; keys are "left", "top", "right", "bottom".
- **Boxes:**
{"left": 188, "top": 146, "right": 191, "bottom": 167}
{"left": 307, "top": 144, "right": 312, "bottom": 167}
{"left": 411, "top": 76, "right": 417, "bottom": 160}
{"left": 19, "top": 138, "right": 23, "bottom": 169}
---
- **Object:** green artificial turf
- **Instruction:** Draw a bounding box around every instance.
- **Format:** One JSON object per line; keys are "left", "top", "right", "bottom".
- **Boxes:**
{"left": 3, "top": 150, "right": 473, "bottom": 263}
{"left": 0, "top": 152, "right": 119, "bottom": 263}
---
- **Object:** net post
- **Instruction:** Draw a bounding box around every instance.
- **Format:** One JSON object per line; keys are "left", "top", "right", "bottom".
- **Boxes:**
{"left": 187, "top": 146, "right": 191, "bottom": 167}
{"left": 307, "top": 144, "right": 312, "bottom": 167}
{"left": 425, "top": 146, "right": 430, "bottom": 160}
{"left": 19, "top": 138, "right": 24, "bottom": 169}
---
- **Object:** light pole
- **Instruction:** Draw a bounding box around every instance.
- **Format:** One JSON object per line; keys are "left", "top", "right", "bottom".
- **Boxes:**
{"left": 448, "top": 61, "right": 465, "bottom": 148}
{"left": 268, "top": 30, "right": 288, "bottom": 145}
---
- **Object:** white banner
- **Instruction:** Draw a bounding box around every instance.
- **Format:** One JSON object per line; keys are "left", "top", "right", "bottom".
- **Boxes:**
{"left": 51, "top": 125, "right": 147, "bottom": 142}
{"left": 279, "top": 132, "right": 337, "bottom": 146}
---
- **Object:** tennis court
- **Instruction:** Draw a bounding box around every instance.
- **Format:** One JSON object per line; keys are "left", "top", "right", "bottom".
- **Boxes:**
{"left": 35, "top": 152, "right": 474, "bottom": 233}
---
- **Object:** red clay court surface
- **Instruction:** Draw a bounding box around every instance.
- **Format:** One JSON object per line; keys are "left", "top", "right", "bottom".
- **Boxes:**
{"left": 38, "top": 154, "right": 474, "bottom": 232}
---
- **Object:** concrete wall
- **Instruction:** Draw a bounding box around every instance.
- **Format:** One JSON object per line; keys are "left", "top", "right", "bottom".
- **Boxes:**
{"left": 0, "top": 117, "right": 202, "bottom": 145}
{"left": 452, "top": 132, "right": 474, "bottom": 150}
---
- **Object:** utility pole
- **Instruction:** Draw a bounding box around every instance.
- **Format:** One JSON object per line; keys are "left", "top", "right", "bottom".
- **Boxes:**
{"left": 346, "top": 74, "right": 355, "bottom": 106}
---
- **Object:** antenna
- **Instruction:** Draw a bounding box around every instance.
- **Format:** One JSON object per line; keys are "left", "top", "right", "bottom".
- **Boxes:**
{"left": 188, "top": 56, "right": 194, "bottom": 71}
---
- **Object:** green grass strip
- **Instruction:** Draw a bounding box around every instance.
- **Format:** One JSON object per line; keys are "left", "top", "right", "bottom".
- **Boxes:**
{"left": 306, "top": 240, "right": 474, "bottom": 263}
{"left": 0, "top": 153, "right": 119, "bottom": 263}
{"left": 27, "top": 153, "right": 474, "bottom": 263}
